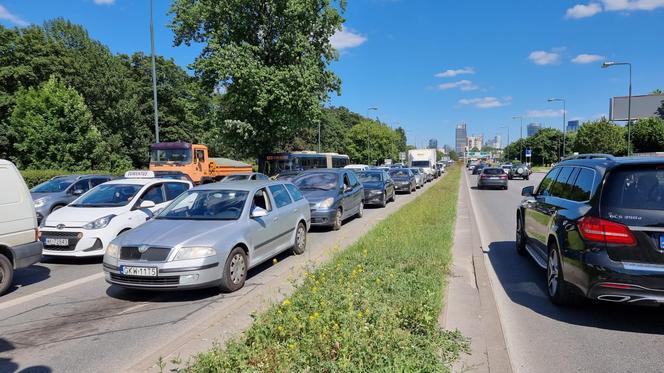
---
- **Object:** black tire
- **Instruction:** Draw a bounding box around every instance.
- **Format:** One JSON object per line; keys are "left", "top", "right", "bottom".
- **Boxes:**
{"left": 0, "top": 254, "right": 14, "bottom": 296}
{"left": 332, "top": 208, "right": 342, "bottom": 230}
{"left": 355, "top": 202, "right": 364, "bottom": 218}
{"left": 219, "top": 246, "right": 248, "bottom": 293}
{"left": 389, "top": 191, "right": 395, "bottom": 202}
{"left": 292, "top": 222, "right": 307, "bottom": 255}
{"left": 515, "top": 214, "right": 527, "bottom": 256}
{"left": 380, "top": 192, "right": 387, "bottom": 207}
{"left": 547, "top": 244, "right": 578, "bottom": 306}
{"left": 525, "top": 176, "right": 530, "bottom": 180}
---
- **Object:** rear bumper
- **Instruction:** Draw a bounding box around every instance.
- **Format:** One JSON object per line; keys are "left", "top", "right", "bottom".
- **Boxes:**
{"left": 478, "top": 179, "right": 508, "bottom": 188}
{"left": 10, "top": 241, "right": 43, "bottom": 269}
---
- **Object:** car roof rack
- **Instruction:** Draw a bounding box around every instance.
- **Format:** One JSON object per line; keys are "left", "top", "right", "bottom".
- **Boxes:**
{"left": 561, "top": 153, "right": 616, "bottom": 162}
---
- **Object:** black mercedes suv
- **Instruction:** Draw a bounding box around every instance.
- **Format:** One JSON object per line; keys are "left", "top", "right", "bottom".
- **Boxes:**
{"left": 516, "top": 155, "right": 664, "bottom": 306}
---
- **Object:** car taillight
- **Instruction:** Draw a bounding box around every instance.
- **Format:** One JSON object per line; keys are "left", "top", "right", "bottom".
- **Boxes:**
{"left": 499, "top": 175, "right": 507, "bottom": 179}
{"left": 578, "top": 216, "right": 636, "bottom": 246}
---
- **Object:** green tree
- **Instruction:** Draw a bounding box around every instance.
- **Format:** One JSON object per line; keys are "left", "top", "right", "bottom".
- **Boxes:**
{"left": 631, "top": 117, "right": 664, "bottom": 153}
{"left": 6, "top": 77, "right": 129, "bottom": 170}
{"left": 448, "top": 150, "right": 459, "bottom": 161}
{"left": 170, "top": 0, "right": 345, "bottom": 158}
{"left": 346, "top": 121, "right": 400, "bottom": 164}
{"left": 573, "top": 118, "right": 627, "bottom": 156}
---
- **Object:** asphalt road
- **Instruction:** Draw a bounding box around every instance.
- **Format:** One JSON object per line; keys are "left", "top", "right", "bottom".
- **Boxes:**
{"left": 0, "top": 177, "right": 442, "bottom": 373}
{"left": 466, "top": 170, "right": 664, "bottom": 373}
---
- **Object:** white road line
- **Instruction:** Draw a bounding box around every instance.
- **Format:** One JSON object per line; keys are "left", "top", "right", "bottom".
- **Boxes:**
{"left": 0, "top": 272, "right": 104, "bottom": 311}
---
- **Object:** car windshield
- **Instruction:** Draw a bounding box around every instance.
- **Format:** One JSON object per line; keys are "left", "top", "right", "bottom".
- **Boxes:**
{"left": 410, "top": 169, "right": 420, "bottom": 175}
{"left": 294, "top": 173, "right": 338, "bottom": 190}
{"left": 357, "top": 172, "right": 382, "bottom": 182}
{"left": 412, "top": 161, "right": 430, "bottom": 167}
{"left": 224, "top": 174, "right": 250, "bottom": 181}
{"left": 483, "top": 168, "right": 505, "bottom": 175}
{"left": 157, "top": 190, "right": 248, "bottom": 220}
{"left": 31, "top": 178, "right": 74, "bottom": 193}
{"left": 389, "top": 170, "right": 410, "bottom": 178}
{"left": 602, "top": 167, "right": 664, "bottom": 210}
{"left": 150, "top": 148, "right": 192, "bottom": 164}
{"left": 69, "top": 184, "right": 142, "bottom": 207}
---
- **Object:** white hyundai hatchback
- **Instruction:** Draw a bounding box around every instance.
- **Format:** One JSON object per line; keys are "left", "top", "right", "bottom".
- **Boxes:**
{"left": 40, "top": 171, "right": 192, "bottom": 257}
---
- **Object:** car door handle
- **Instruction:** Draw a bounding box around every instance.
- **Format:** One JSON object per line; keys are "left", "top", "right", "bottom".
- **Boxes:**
{"left": 273, "top": 217, "right": 279, "bottom": 222}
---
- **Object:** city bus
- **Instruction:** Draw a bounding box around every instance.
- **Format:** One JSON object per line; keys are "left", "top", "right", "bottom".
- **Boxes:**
{"left": 259, "top": 151, "right": 350, "bottom": 176}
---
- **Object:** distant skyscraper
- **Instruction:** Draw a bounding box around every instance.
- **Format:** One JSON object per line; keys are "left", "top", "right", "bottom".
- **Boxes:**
{"left": 567, "top": 120, "right": 580, "bottom": 132}
{"left": 527, "top": 123, "right": 542, "bottom": 137}
{"left": 455, "top": 123, "right": 467, "bottom": 154}
{"left": 428, "top": 138, "right": 438, "bottom": 149}
{"left": 486, "top": 135, "right": 501, "bottom": 149}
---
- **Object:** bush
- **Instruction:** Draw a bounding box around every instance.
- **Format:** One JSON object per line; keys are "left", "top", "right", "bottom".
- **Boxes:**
{"left": 184, "top": 166, "right": 467, "bottom": 372}
{"left": 21, "top": 169, "right": 122, "bottom": 188}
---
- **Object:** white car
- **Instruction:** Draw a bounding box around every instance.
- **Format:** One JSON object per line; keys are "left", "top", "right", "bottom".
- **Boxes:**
{"left": 344, "top": 164, "right": 370, "bottom": 172}
{"left": 40, "top": 171, "right": 192, "bottom": 257}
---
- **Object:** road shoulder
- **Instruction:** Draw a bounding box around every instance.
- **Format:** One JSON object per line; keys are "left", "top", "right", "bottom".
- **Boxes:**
{"left": 441, "top": 170, "right": 512, "bottom": 373}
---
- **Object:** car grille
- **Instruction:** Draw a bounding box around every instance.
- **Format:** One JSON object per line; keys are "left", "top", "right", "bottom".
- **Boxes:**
{"left": 109, "top": 273, "right": 180, "bottom": 286}
{"left": 120, "top": 246, "right": 172, "bottom": 261}
{"left": 41, "top": 231, "right": 80, "bottom": 251}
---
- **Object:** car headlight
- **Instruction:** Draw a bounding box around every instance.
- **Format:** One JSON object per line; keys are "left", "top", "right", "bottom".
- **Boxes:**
{"left": 83, "top": 214, "right": 116, "bottom": 230}
{"left": 172, "top": 246, "right": 216, "bottom": 261}
{"left": 369, "top": 190, "right": 382, "bottom": 196}
{"left": 315, "top": 197, "right": 335, "bottom": 209}
{"left": 34, "top": 198, "right": 46, "bottom": 208}
{"left": 106, "top": 243, "right": 120, "bottom": 258}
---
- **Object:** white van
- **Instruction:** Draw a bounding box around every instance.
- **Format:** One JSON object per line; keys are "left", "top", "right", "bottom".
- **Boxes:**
{"left": 0, "top": 160, "right": 43, "bottom": 295}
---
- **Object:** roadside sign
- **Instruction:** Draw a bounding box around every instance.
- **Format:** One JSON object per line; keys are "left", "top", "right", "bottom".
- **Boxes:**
{"left": 525, "top": 148, "right": 532, "bottom": 157}
{"left": 399, "top": 152, "right": 406, "bottom": 161}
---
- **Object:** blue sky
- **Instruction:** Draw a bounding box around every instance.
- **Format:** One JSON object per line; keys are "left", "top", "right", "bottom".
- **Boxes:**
{"left": 1, "top": 0, "right": 663, "bottom": 148}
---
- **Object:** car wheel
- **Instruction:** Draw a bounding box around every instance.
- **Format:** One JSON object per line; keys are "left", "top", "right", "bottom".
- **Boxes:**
{"left": 356, "top": 202, "right": 364, "bottom": 218}
{"left": 219, "top": 246, "right": 248, "bottom": 293}
{"left": 332, "top": 208, "right": 342, "bottom": 230}
{"left": 380, "top": 192, "right": 387, "bottom": 207}
{"left": 292, "top": 222, "right": 307, "bottom": 255}
{"left": 525, "top": 176, "right": 530, "bottom": 180}
{"left": 389, "top": 191, "right": 395, "bottom": 202}
{"left": 515, "top": 214, "right": 527, "bottom": 255}
{"left": 0, "top": 254, "right": 13, "bottom": 295}
{"left": 547, "top": 244, "right": 577, "bottom": 306}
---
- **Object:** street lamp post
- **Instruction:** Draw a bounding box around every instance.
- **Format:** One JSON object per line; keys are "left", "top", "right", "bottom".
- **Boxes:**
{"left": 547, "top": 98, "right": 566, "bottom": 159}
{"left": 149, "top": 0, "right": 159, "bottom": 143}
{"left": 602, "top": 61, "right": 632, "bottom": 155}
{"left": 512, "top": 116, "right": 523, "bottom": 162}
{"left": 367, "top": 107, "right": 378, "bottom": 165}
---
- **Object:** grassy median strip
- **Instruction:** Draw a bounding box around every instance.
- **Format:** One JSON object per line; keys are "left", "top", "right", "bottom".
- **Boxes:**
{"left": 185, "top": 166, "right": 466, "bottom": 372}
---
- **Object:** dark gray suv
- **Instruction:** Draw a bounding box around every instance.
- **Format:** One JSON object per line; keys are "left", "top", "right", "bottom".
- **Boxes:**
{"left": 31, "top": 174, "right": 112, "bottom": 225}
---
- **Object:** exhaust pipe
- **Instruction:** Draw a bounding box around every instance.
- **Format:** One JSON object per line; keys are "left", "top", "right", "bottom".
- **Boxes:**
{"left": 597, "top": 295, "right": 631, "bottom": 303}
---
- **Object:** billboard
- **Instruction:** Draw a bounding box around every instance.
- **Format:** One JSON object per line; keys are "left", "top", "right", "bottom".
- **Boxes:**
{"left": 610, "top": 94, "right": 664, "bottom": 121}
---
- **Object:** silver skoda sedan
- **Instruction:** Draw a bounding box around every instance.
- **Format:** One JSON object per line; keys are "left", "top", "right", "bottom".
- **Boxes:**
{"left": 103, "top": 180, "right": 310, "bottom": 292}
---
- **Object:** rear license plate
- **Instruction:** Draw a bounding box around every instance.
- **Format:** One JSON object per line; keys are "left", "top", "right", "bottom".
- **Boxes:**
{"left": 659, "top": 236, "right": 664, "bottom": 250}
{"left": 120, "top": 265, "right": 157, "bottom": 277}
{"left": 45, "top": 238, "right": 69, "bottom": 246}
{"left": 490, "top": 177, "right": 499, "bottom": 179}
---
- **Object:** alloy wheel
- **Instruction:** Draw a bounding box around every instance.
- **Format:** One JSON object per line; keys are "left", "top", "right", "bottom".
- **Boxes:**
{"left": 229, "top": 253, "right": 246, "bottom": 285}
{"left": 296, "top": 225, "right": 306, "bottom": 250}
{"left": 547, "top": 250, "right": 559, "bottom": 296}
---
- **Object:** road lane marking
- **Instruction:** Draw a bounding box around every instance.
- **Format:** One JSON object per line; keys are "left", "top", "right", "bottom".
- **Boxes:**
{"left": 0, "top": 272, "right": 104, "bottom": 311}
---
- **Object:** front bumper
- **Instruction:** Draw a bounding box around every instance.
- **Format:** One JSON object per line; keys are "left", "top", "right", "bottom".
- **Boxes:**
{"left": 364, "top": 191, "right": 384, "bottom": 205}
{"left": 10, "top": 241, "right": 43, "bottom": 269}
{"left": 309, "top": 208, "right": 337, "bottom": 226}
{"left": 103, "top": 259, "right": 221, "bottom": 290}
{"left": 40, "top": 227, "right": 108, "bottom": 257}
{"left": 394, "top": 182, "right": 412, "bottom": 192}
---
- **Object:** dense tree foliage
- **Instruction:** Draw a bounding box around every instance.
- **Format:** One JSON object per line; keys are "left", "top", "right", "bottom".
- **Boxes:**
{"left": 631, "top": 117, "right": 664, "bottom": 153}
{"left": 503, "top": 128, "right": 565, "bottom": 165}
{"left": 573, "top": 118, "right": 627, "bottom": 156}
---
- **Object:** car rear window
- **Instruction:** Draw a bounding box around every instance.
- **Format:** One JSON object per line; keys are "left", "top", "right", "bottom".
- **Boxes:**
{"left": 602, "top": 166, "right": 664, "bottom": 210}
{"left": 483, "top": 168, "right": 504, "bottom": 175}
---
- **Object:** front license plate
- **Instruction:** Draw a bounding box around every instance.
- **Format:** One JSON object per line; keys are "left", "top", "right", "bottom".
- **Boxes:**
{"left": 120, "top": 265, "right": 157, "bottom": 277}
{"left": 45, "top": 238, "right": 69, "bottom": 246}
{"left": 659, "top": 236, "right": 664, "bottom": 250}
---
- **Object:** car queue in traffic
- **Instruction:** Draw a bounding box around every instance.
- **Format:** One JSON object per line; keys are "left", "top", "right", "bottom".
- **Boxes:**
{"left": 0, "top": 159, "right": 449, "bottom": 296}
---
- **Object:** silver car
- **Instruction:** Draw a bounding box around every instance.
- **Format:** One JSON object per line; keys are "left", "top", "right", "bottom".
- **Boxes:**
{"left": 103, "top": 180, "right": 310, "bottom": 292}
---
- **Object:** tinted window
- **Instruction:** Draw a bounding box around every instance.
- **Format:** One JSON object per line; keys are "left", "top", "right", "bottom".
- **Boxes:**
{"left": 347, "top": 171, "right": 360, "bottom": 186}
{"left": 269, "top": 184, "right": 292, "bottom": 208}
{"left": 285, "top": 184, "right": 304, "bottom": 201}
{"left": 139, "top": 184, "right": 165, "bottom": 205}
{"left": 538, "top": 167, "right": 561, "bottom": 196}
{"left": 483, "top": 168, "right": 505, "bottom": 175}
{"left": 165, "top": 182, "right": 190, "bottom": 200}
{"left": 357, "top": 172, "right": 382, "bottom": 182}
{"left": 70, "top": 184, "right": 142, "bottom": 207}
{"left": 569, "top": 168, "right": 595, "bottom": 202}
{"left": 71, "top": 179, "right": 91, "bottom": 193}
{"left": 602, "top": 167, "right": 664, "bottom": 210}
{"left": 389, "top": 169, "right": 411, "bottom": 178}
{"left": 31, "top": 178, "right": 74, "bottom": 193}
{"left": 550, "top": 167, "right": 575, "bottom": 198}
{"left": 294, "top": 173, "right": 338, "bottom": 191}
{"left": 90, "top": 177, "right": 110, "bottom": 187}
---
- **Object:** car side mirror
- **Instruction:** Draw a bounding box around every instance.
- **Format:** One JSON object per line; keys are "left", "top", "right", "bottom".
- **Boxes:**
{"left": 251, "top": 207, "right": 268, "bottom": 218}
{"left": 72, "top": 189, "right": 85, "bottom": 196}
{"left": 521, "top": 186, "right": 535, "bottom": 197}
{"left": 139, "top": 200, "right": 156, "bottom": 209}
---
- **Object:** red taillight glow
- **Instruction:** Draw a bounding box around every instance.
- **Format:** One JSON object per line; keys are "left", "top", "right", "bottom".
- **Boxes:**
{"left": 578, "top": 217, "right": 636, "bottom": 246}
{"left": 599, "top": 283, "right": 636, "bottom": 289}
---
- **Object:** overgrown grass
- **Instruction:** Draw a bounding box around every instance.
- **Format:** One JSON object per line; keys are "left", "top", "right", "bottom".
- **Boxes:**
{"left": 185, "top": 166, "right": 467, "bottom": 372}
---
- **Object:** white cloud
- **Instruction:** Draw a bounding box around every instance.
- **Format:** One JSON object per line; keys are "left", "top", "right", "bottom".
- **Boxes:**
{"left": 572, "top": 53, "right": 604, "bottom": 63}
{"left": 94, "top": 0, "right": 116, "bottom": 4}
{"left": 565, "top": 3, "right": 603, "bottom": 18}
{"left": 458, "top": 96, "right": 512, "bottom": 109}
{"left": 330, "top": 27, "right": 367, "bottom": 50}
{"left": 434, "top": 67, "right": 475, "bottom": 78}
{"left": 528, "top": 50, "right": 561, "bottom": 65}
{"left": 0, "top": 5, "right": 28, "bottom": 26}
{"left": 566, "top": 0, "right": 664, "bottom": 19}
{"left": 526, "top": 109, "right": 567, "bottom": 118}
{"left": 438, "top": 80, "right": 479, "bottom": 91}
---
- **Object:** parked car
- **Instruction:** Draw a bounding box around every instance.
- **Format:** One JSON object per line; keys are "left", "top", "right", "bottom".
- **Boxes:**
{"left": 410, "top": 168, "right": 425, "bottom": 188}
{"left": 477, "top": 167, "right": 508, "bottom": 190}
{"left": 31, "top": 174, "right": 113, "bottom": 225}
{"left": 103, "top": 180, "right": 310, "bottom": 292}
{"left": 153, "top": 171, "right": 194, "bottom": 183}
{"left": 389, "top": 168, "right": 417, "bottom": 194}
{"left": 0, "top": 160, "right": 43, "bottom": 295}
{"left": 292, "top": 169, "right": 364, "bottom": 230}
{"left": 356, "top": 170, "right": 395, "bottom": 207}
{"left": 516, "top": 156, "right": 664, "bottom": 306}
{"left": 508, "top": 164, "right": 530, "bottom": 180}
{"left": 40, "top": 171, "right": 192, "bottom": 257}
{"left": 500, "top": 164, "right": 513, "bottom": 174}
{"left": 344, "top": 164, "right": 370, "bottom": 172}
{"left": 221, "top": 172, "right": 269, "bottom": 182}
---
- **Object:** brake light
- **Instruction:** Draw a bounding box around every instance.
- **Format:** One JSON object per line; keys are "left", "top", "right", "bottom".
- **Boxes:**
{"left": 578, "top": 217, "right": 636, "bottom": 246}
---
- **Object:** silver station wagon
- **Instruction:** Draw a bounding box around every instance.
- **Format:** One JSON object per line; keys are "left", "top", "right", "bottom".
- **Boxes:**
{"left": 103, "top": 180, "right": 310, "bottom": 292}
